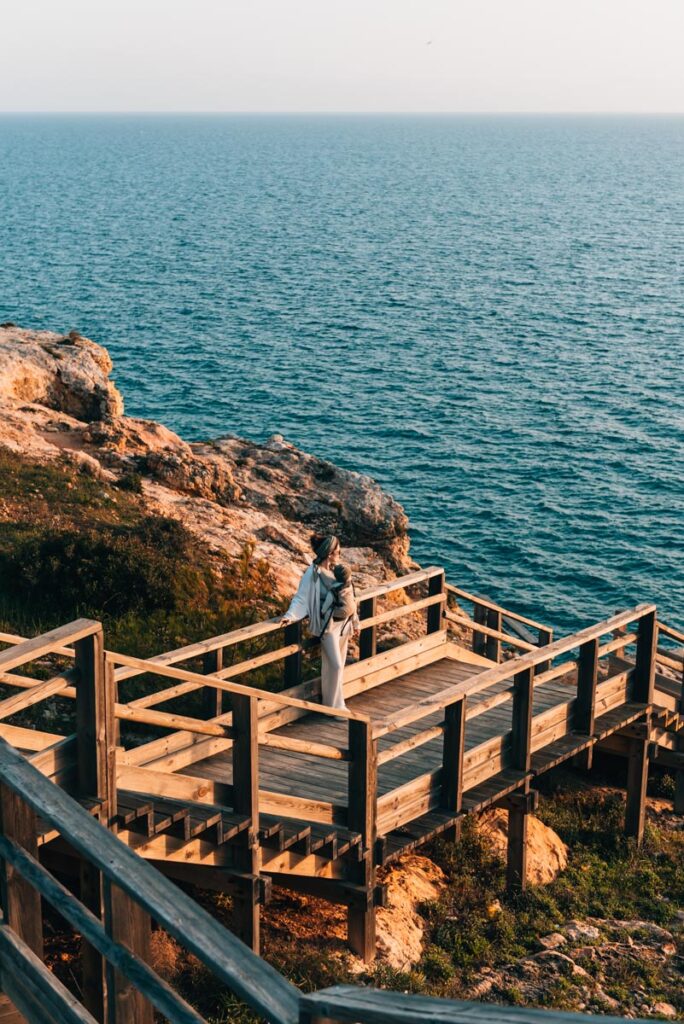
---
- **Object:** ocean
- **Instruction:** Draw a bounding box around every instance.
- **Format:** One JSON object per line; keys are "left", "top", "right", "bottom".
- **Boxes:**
{"left": 1, "top": 114, "right": 682, "bottom": 635}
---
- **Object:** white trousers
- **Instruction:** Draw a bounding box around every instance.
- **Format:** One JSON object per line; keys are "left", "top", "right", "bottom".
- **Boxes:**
{"left": 320, "top": 617, "right": 351, "bottom": 709}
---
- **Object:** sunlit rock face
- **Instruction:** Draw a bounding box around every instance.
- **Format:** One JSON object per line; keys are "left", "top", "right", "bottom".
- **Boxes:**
{"left": 0, "top": 324, "right": 413, "bottom": 597}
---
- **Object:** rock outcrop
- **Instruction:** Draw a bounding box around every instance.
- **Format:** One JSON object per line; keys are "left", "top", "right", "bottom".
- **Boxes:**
{"left": 0, "top": 325, "right": 412, "bottom": 594}
{"left": 466, "top": 915, "right": 683, "bottom": 1018}
{"left": 374, "top": 855, "right": 447, "bottom": 970}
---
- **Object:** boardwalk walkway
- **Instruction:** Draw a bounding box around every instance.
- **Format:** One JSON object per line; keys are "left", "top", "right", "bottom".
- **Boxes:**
{"left": 0, "top": 566, "right": 682, "bottom": 977}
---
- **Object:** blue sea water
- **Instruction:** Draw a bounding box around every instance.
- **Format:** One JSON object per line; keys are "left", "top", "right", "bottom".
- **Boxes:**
{"left": 1, "top": 114, "right": 682, "bottom": 635}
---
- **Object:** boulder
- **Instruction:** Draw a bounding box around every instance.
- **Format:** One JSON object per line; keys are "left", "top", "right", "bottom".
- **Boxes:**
{"left": 372, "top": 855, "right": 447, "bottom": 970}
{"left": 477, "top": 807, "right": 568, "bottom": 885}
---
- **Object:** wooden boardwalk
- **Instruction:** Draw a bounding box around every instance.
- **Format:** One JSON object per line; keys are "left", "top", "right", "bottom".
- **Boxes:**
{"left": 0, "top": 566, "right": 682, "bottom": 983}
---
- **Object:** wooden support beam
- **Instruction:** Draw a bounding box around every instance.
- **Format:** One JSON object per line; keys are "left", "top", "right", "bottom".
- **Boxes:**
{"left": 358, "top": 596, "right": 377, "bottom": 661}
{"left": 633, "top": 609, "right": 657, "bottom": 704}
{"left": 426, "top": 572, "right": 445, "bottom": 635}
{"left": 202, "top": 648, "right": 223, "bottom": 721}
{"left": 230, "top": 694, "right": 260, "bottom": 953}
{"left": 507, "top": 666, "right": 534, "bottom": 892}
{"left": 75, "top": 632, "right": 115, "bottom": 1023}
{"left": 574, "top": 638, "right": 599, "bottom": 770}
{"left": 103, "top": 879, "right": 153, "bottom": 1024}
{"left": 0, "top": 782, "right": 43, "bottom": 959}
{"left": 625, "top": 716, "right": 650, "bottom": 845}
{"left": 347, "top": 720, "right": 377, "bottom": 961}
{"left": 485, "top": 609, "right": 502, "bottom": 663}
{"left": 472, "top": 603, "right": 487, "bottom": 657}
{"left": 536, "top": 627, "right": 553, "bottom": 675}
{"left": 674, "top": 662, "right": 684, "bottom": 815}
{"left": 441, "top": 697, "right": 466, "bottom": 842}
{"left": 283, "top": 621, "right": 302, "bottom": 689}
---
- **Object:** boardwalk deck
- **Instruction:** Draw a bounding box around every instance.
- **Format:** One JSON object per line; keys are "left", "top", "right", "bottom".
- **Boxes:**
{"left": 1, "top": 569, "right": 682, "bottom": 967}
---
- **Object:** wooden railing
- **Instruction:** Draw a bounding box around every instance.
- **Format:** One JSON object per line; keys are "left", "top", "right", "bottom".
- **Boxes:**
{"left": 445, "top": 583, "right": 553, "bottom": 666}
{"left": 371, "top": 604, "right": 658, "bottom": 855}
{"left": 0, "top": 742, "right": 659, "bottom": 1024}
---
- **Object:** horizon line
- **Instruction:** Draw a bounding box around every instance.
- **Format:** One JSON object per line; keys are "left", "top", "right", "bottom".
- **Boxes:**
{"left": 1, "top": 109, "right": 683, "bottom": 117}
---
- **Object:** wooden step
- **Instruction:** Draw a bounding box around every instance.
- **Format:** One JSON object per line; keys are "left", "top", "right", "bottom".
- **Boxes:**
{"left": 462, "top": 768, "right": 529, "bottom": 814}
{"left": 531, "top": 733, "right": 592, "bottom": 774}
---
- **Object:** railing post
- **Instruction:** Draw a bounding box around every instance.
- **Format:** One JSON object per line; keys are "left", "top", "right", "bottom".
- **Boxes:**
{"left": 347, "top": 720, "right": 377, "bottom": 961}
{"left": 426, "top": 571, "right": 445, "bottom": 635}
{"left": 472, "top": 602, "right": 487, "bottom": 656}
{"left": 507, "top": 666, "right": 534, "bottom": 891}
{"left": 625, "top": 715, "right": 651, "bottom": 845}
{"left": 358, "top": 596, "right": 377, "bottom": 660}
{"left": 612, "top": 611, "right": 627, "bottom": 660}
{"left": 486, "top": 608, "right": 502, "bottom": 663}
{"left": 283, "top": 621, "right": 302, "bottom": 688}
{"left": 202, "top": 646, "right": 223, "bottom": 719}
{"left": 675, "top": 659, "right": 684, "bottom": 815}
{"left": 536, "top": 627, "right": 553, "bottom": 675}
{"left": 0, "top": 782, "right": 43, "bottom": 960}
{"left": 574, "top": 637, "right": 599, "bottom": 769}
{"left": 441, "top": 696, "right": 466, "bottom": 841}
{"left": 633, "top": 609, "right": 657, "bottom": 704}
{"left": 103, "top": 879, "right": 153, "bottom": 1024}
{"left": 75, "top": 628, "right": 116, "bottom": 1023}
{"left": 231, "top": 694, "right": 260, "bottom": 952}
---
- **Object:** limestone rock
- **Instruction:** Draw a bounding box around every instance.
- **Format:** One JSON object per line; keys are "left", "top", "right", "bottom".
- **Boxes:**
{"left": 477, "top": 807, "right": 568, "bottom": 885}
{"left": 372, "top": 855, "right": 447, "bottom": 970}
{"left": 0, "top": 325, "right": 123, "bottom": 420}
{"left": 0, "top": 325, "right": 411, "bottom": 599}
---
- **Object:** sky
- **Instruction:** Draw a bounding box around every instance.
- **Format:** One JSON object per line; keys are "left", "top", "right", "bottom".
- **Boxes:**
{"left": 1, "top": 0, "right": 683, "bottom": 114}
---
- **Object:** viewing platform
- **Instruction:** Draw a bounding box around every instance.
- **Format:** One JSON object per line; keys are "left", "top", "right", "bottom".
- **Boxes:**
{"left": 0, "top": 566, "right": 682, "bottom": 1010}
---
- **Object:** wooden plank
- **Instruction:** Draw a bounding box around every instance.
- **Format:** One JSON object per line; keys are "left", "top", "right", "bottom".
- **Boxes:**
{"left": 446, "top": 611, "right": 535, "bottom": 653}
{"left": 29, "top": 735, "right": 77, "bottom": 779}
{"left": 358, "top": 596, "right": 377, "bottom": 660}
{"left": 0, "top": 670, "right": 76, "bottom": 723}
{"left": 103, "top": 879, "right": 154, "bottom": 1024}
{"left": 283, "top": 621, "right": 302, "bottom": 689}
{"left": 445, "top": 583, "right": 551, "bottom": 632}
{"left": 633, "top": 610, "right": 657, "bottom": 703}
{"left": 346, "top": 720, "right": 377, "bottom": 961}
{"left": 441, "top": 697, "right": 465, "bottom": 838}
{"left": 625, "top": 721, "right": 650, "bottom": 845}
{"left": 362, "top": 593, "right": 445, "bottom": 631}
{"left": 202, "top": 647, "right": 223, "bottom": 721}
{"left": 0, "top": 620, "right": 100, "bottom": 673}
{"left": 374, "top": 604, "right": 655, "bottom": 737}
{"left": 0, "top": 783, "right": 43, "bottom": 958}
{"left": 1, "top": 724, "right": 63, "bottom": 753}
{"left": 0, "top": 925, "right": 95, "bottom": 1024}
{"left": 231, "top": 694, "right": 260, "bottom": 951}
{"left": 360, "top": 566, "right": 443, "bottom": 601}
{"left": 0, "top": 740, "right": 300, "bottom": 1024}
{"left": 427, "top": 572, "right": 445, "bottom": 634}
{"left": 302, "top": 984, "right": 662, "bottom": 1023}
{"left": 0, "top": 837, "right": 203, "bottom": 1024}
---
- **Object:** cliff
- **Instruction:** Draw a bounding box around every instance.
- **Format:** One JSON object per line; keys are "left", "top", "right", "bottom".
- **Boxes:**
{"left": 0, "top": 324, "right": 412, "bottom": 596}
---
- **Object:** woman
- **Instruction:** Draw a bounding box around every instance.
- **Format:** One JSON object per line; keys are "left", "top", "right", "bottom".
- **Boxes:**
{"left": 281, "top": 534, "right": 358, "bottom": 710}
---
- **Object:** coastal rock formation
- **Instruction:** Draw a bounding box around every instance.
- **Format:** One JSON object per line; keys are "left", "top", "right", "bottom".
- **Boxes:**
{"left": 0, "top": 324, "right": 412, "bottom": 594}
{"left": 477, "top": 808, "right": 569, "bottom": 885}
{"left": 465, "top": 915, "right": 683, "bottom": 1018}
{"left": 374, "top": 855, "right": 448, "bottom": 970}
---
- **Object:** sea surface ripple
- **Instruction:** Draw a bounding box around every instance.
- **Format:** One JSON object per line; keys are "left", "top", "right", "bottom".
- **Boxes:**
{"left": 1, "top": 114, "right": 682, "bottom": 634}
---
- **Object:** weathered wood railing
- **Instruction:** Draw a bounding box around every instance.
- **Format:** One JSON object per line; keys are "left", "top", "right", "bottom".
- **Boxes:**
{"left": 371, "top": 604, "right": 659, "bottom": 869}
{"left": 0, "top": 737, "right": 659, "bottom": 1024}
{"left": 445, "top": 583, "right": 553, "bottom": 666}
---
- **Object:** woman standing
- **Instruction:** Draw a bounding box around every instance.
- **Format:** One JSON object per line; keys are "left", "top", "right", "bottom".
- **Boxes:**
{"left": 280, "top": 534, "right": 358, "bottom": 710}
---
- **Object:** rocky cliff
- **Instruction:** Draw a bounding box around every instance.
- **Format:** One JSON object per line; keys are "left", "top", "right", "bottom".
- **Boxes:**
{"left": 0, "top": 324, "right": 412, "bottom": 595}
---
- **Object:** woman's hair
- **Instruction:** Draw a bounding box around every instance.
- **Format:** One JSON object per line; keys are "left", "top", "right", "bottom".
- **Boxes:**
{"left": 310, "top": 534, "right": 339, "bottom": 563}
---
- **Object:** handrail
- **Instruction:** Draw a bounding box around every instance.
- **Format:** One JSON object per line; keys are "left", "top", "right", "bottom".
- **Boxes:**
{"left": 0, "top": 737, "right": 300, "bottom": 1024}
{"left": 107, "top": 651, "right": 371, "bottom": 725}
{"left": 445, "top": 582, "right": 551, "bottom": 633}
{"left": 373, "top": 603, "right": 655, "bottom": 738}
{"left": 444, "top": 611, "right": 536, "bottom": 653}
{"left": 658, "top": 620, "right": 684, "bottom": 645}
